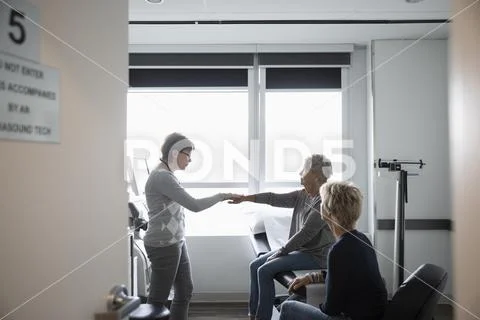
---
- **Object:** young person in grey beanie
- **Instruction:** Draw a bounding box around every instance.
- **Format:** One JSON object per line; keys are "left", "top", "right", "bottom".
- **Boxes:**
{"left": 229, "top": 154, "right": 335, "bottom": 320}
{"left": 143, "top": 132, "right": 238, "bottom": 320}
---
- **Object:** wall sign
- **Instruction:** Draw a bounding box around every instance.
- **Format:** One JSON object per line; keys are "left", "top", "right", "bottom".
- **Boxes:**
{"left": 0, "top": 52, "right": 60, "bottom": 143}
{"left": 0, "top": 0, "right": 40, "bottom": 62}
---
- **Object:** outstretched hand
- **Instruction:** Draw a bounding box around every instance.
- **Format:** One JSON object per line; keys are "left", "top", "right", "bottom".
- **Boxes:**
{"left": 221, "top": 193, "right": 243, "bottom": 201}
{"left": 227, "top": 195, "right": 245, "bottom": 204}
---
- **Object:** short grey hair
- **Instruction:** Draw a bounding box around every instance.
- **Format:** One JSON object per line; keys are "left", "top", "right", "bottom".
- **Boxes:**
{"left": 320, "top": 181, "right": 363, "bottom": 230}
{"left": 306, "top": 154, "right": 333, "bottom": 181}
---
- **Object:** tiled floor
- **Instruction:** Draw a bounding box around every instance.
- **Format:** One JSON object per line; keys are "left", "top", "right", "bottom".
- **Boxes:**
{"left": 188, "top": 302, "right": 454, "bottom": 320}
{"left": 189, "top": 302, "right": 247, "bottom": 320}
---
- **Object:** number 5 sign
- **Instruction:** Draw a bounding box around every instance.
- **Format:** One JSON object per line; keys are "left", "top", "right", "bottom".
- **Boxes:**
{"left": 0, "top": 0, "right": 39, "bottom": 62}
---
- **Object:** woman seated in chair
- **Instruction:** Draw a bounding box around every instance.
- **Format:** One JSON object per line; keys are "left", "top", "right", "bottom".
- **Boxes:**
{"left": 230, "top": 154, "right": 335, "bottom": 320}
{"left": 280, "top": 181, "right": 387, "bottom": 320}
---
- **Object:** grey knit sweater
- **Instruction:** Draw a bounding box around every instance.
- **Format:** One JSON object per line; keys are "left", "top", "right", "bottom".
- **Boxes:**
{"left": 255, "top": 190, "right": 335, "bottom": 267}
{"left": 143, "top": 164, "right": 224, "bottom": 247}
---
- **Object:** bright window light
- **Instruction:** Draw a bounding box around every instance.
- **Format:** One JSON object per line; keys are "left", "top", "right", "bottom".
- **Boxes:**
{"left": 126, "top": 83, "right": 343, "bottom": 236}
{"left": 265, "top": 91, "right": 343, "bottom": 182}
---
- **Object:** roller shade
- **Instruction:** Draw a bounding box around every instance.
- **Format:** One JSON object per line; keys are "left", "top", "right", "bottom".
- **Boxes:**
{"left": 129, "top": 53, "right": 254, "bottom": 68}
{"left": 129, "top": 52, "right": 348, "bottom": 88}
{"left": 266, "top": 68, "right": 342, "bottom": 89}
{"left": 259, "top": 52, "right": 350, "bottom": 67}
{"left": 129, "top": 68, "right": 248, "bottom": 87}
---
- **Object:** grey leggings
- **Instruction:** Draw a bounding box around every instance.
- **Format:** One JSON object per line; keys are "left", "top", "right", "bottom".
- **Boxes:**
{"left": 145, "top": 240, "right": 193, "bottom": 320}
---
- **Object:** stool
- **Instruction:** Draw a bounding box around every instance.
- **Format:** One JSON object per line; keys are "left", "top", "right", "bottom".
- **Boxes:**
{"left": 95, "top": 285, "right": 170, "bottom": 320}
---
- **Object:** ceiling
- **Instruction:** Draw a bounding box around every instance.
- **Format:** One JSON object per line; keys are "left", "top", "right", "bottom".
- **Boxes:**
{"left": 128, "top": 0, "right": 451, "bottom": 46}
{"left": 129, "top": 0, "right": 451, "bottom": 21}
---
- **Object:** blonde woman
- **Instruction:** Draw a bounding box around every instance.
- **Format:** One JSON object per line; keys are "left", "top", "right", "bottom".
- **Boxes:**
{"left": 280, "top": 181, "right": 387, "bottom": 320}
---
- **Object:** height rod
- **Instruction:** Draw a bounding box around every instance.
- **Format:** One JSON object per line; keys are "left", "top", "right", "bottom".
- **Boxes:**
{"left": 376, "top": 158, "right": 426, "bottom": 291}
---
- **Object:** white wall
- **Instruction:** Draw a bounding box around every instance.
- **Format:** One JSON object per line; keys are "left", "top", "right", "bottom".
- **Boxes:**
{"left": 187, "top": 236, "right": 253, "bottom": 301}
{"left": 371, "top": 40, "right": 452, "bottom": 296}
{"left": 129, "top": 0, "right": 451, "bottom": 21}
{"left": 345, "top": 46, "right": 369, "bottom": 232}
{"left": 0, "top": 1, "right": 128, "bottom": 319}
{"left": 450, "top": 1, "right": 480, "bottom": 319}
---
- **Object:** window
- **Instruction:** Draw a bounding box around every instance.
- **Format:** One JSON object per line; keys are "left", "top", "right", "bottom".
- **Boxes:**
{"left": 264, "top": 91, "right": 343, "bottom": 185}
{"left": 127, "top": 52, "right": 348, "bottom": 236}
{"left": 127, "top": 89, "right": 251, "bottom": 236}
{"left": 127, "top": 89, "right": 249, "bottom": 185}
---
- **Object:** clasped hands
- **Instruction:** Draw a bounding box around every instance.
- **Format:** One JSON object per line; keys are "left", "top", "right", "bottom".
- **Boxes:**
{"left": 226, "top": 194, "right": 247, "bottom": 204}
{"left": 219, "top": 193, "right": 243, "bottom": 201}
{"left": 288, "top": 274, "right": 313, "bottom": 294}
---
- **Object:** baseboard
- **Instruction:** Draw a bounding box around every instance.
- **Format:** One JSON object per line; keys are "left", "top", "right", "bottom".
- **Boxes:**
{"left": 190, "top": 292, "right": 454, "bottom": 313}
{"left": 191, "top": 292, "right": 249, "bottom": 303}
{"left": 439, "top": 294, "right": 454, "bottom": 305}
{"left": 191, "top": 292, "right": 454, "bottom": 305}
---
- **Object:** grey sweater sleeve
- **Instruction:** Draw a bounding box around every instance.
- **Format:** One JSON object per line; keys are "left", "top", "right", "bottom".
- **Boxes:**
{"left": 254, "top": 190, "right": 300, "bottom": 208}
{"left": 155, "top": 171, "right": 224, "bottom": 212}
{"left": 282, "top": 202, "right": 329, "bottom": 253}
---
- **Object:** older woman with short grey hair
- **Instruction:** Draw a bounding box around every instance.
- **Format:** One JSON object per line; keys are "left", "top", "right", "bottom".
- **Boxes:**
{"left": 230, "top": 154, "right": 335, "bottom": 320}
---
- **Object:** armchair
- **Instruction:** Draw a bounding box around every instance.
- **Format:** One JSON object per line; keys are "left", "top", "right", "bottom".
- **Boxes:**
{"left": 382, "top": 263, "right": 448, "bottom": 320}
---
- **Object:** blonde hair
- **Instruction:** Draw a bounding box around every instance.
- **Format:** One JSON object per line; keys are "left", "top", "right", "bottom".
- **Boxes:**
{"left": 320, "top": 181, "right": 363, "bottom": 230}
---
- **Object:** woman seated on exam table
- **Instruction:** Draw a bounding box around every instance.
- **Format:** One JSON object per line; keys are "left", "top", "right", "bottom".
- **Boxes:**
{"left": 229, "top": 154, "right": 335, "bottom": 320}
{"left": 279, "top": 181, "right": 387, "bottom": 320}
